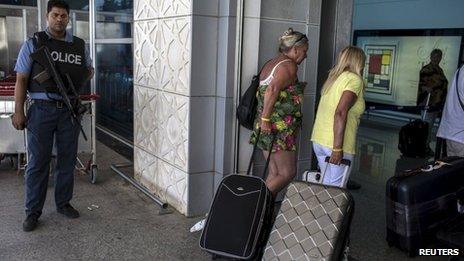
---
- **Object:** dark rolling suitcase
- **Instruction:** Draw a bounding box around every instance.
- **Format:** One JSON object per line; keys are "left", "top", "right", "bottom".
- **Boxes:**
{"left": 437, "top": 217, "right": 464, "bottom": 252}
{"left": 398, "top": 92, "right": 432, "bottom": 158}
{"left": 263, "top": 181, "right": 354, "bottom": 261}
{"left": 199, "top": 130, "right": 274, "bottom": 260}
{"left": 386, "top": 156, "right": 464, "bottom": 256}
{"left": 436, "top": 186, "right": 464, "bottom": 254}
{"left": 398, "top": 119, "right": 429, "bottom": 158}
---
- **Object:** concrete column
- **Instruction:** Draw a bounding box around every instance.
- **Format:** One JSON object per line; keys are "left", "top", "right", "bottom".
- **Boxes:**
{"left": 133, "top": 0, "right": 236, "bottom": 216}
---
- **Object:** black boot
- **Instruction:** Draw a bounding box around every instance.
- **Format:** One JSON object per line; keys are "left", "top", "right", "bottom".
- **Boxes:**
{"left": 23, "top": 214, "right": 39, "bottom": 232}
{"left": 57, "top": 204, "right": 80, "bottom": 219}
{"left": 347, "top": 180, "right": 361, "bottom": 190}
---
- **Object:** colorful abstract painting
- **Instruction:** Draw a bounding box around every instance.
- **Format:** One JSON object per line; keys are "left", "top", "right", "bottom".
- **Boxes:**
{"left": 363, "top": 45, "right": 396, "bottom": 95}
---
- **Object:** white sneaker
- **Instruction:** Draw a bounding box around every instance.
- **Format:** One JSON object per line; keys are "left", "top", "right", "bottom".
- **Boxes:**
{"left": 190, "top": 218, "right": 206, "bottom": 233}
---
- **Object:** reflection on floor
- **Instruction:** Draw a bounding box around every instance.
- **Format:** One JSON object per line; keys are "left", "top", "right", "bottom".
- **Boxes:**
{"left": 349, "top": 118, "right": 447, "bottom": 261}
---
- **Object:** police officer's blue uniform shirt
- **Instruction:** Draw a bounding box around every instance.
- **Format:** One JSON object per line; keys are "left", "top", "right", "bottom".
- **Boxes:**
{"left": 14, "top": 27, "right": 93, "bottom": 100}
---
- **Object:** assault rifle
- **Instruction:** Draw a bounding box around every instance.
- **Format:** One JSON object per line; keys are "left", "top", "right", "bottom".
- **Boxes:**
{"left": 30, "top": 46, "right": 88, "bottom": 141}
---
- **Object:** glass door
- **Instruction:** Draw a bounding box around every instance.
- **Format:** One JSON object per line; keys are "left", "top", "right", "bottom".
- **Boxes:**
{"left": 93, "top": 0, "right": 134, "bottom": 143}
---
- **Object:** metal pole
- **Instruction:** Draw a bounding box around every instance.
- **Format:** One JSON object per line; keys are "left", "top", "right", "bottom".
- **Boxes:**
{"left": 232, "top": 0, "right": 244, "bottom": 174}
{"left": 89, "top": 0, "right": 97, "bottom": 167}
{"left": 38, "top": 0, "right": 48, "bottom": 31}
{"left": 110, "top": 163, "right": 169, "bottom": 209}
{"left": 22, "top": 9, "right": 27, "bottom": 41}
{"left": 71, "top": 11, "right": 76, "bottom": 36}
{"left": 37, "top": 1, "right": 42, "bottom": 31}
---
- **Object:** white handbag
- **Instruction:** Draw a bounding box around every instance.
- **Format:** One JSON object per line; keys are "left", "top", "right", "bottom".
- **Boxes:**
{"left": 302, "top": 156, "right": 351, "bottom": 188}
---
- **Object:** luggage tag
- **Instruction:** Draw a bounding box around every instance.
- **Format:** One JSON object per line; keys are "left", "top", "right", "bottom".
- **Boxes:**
{"left": 420, "top": 161, "right": 452, "bottom": 172}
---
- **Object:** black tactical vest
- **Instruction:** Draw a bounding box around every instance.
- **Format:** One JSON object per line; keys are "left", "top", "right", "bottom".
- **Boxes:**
{"left": 29, "top": 31, "right": 88, "bottom": 94}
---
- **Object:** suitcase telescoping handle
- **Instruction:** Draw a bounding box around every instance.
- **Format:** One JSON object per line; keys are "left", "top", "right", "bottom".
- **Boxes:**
{"left": 321, "top": 157, "right": 351, "bottom": 188}
{"left": 246, "top": 128, "right": 277, "bottom": 176}
{"left": 421, "top": 92, "right": 432, "bottom": 121}
{"left": 324, "top": 157, "right": 351, "bottom": 166}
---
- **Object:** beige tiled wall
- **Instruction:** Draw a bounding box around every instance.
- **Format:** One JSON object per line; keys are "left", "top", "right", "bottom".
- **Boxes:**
{"left": 134, "top": 0, "right": 193, "bottom": 215}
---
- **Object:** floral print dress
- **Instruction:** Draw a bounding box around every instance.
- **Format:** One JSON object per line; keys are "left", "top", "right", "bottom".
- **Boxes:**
{"left": 250, "top": 82, "right": 304, "bottom": 152}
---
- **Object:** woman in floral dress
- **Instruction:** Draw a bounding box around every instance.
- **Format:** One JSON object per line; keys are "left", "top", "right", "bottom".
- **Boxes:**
{"left": 250, "top": 28, "right": 308, "bottom": 197}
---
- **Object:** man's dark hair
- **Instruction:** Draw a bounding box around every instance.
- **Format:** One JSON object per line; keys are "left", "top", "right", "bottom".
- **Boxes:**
{"left": 47, "top": 0, "right": 70, "bottom": 14}
{"left": 431, "top": 49, "right": 443, "bottom": 57}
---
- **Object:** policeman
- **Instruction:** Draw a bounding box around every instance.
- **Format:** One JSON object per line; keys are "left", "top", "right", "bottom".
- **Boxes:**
{"left": 12, "top": 0, "right": 94, "bottom": 232}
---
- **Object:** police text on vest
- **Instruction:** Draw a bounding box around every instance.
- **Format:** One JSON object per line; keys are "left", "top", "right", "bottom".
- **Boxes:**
{"left": 51, "top": 51, "right": 82, "bottom": 65}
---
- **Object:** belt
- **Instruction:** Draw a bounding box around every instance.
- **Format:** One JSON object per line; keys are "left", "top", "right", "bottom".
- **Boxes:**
{"left": 31, "top": 99, "right": 72, "bottom": 109}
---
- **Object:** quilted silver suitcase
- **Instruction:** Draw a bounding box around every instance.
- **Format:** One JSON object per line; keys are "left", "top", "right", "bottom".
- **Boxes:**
{"left": 263, "top": 182, "right": 354, "bottom": 261}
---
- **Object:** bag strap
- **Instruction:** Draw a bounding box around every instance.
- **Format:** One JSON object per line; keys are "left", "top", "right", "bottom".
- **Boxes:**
{"left": 246, "top": 129, "right": 277, "bottom": 176}
{"left": 269, "top": 59, "right": 292, "bottom": 77}
{"left": 260, "top": 59, "right": 292, "bottom": 84}
{"left": 456, "top": 66, "right": 464, "bottom": 111}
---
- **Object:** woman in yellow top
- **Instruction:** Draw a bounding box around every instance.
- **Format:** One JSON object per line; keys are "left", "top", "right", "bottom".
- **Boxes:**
{"left": 311, "top": 46, "right": 366, "bottom": 187}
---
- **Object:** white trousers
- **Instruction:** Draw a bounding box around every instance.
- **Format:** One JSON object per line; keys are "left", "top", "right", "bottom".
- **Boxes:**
{"left": 312, "top": 143, "right": 355, "bottom": 188}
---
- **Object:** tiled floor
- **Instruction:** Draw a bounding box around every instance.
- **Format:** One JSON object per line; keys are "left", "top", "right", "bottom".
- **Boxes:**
{"left": 0, "top": 117, "right": 452, "bottom": 260}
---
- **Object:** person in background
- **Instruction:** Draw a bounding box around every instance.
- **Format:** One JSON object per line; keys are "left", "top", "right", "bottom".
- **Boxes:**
{"left": 12, "top": 0, "right": 94, "bottom": 232}
{"left": 437, "top": 65, "right": 464, "bottom": 157}
{"left": 311, "top": 46, "right": 366, "bottom": 188}
{"left": 417, "top": 49, "right": 448, "bottom": 154}
{"left": 250, "top": 28, "right": 308, "bottom": 197}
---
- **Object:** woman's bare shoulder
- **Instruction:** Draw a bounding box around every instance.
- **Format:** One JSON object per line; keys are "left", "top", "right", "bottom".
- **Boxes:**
{"left": 275, "top": 60, "right": 297, "bottom": 82}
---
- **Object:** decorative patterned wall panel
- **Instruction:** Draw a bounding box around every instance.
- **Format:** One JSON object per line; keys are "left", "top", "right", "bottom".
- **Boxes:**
{"left": 157, "top": 91, "right": 189, "bottom": 171}
{"left": 159, "top": 17, "right": 191, "bottom": 95}
{"left": 134, "top": 147, "right": 158, "bottom": 193}
{"left": 134, "top": 0, "right": 157, "bottom": 20}
{"left": 134, "top": 0, "right": 191, "bottom": 20}
{"left": 134, "top": 85, "right": 189, "bottom": 171}
{"left": 134, "top": 17, "right": 191, "bottom": 96}
{"left": 158, "top": 159, "right": 188, "bottom": 214}
{"left": 134, "top": 147, "right": 188, "bottom": 215}
{"left": 134, "top": 21, "right": 159, "bottom": 87}
{"left": 134, "top": 84, "right": 158, "bottom": 152}
{"left": 134, "top": 0, "right": 193, "bottom": 215}
{"left": 159, "top": 0, "right": 191, "bottom": 18}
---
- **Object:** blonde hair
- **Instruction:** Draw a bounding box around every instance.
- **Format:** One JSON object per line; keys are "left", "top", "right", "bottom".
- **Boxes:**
{"left": 279, "top": 28, "right": 308, "bottom": 53}
{"left": 322, "top": 46, "right": 366, "bottom": 94}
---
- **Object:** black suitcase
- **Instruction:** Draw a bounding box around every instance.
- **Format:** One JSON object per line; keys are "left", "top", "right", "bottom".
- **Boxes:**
{"left": 199, "top": 130, "right": 274, "bottom": 259}
{"left": 436, "top": 186, "right": 464, "bottom": 253}
{"left": 398, "top": 119, "right": 429, "bottom": 158}
{"left": 386, "top": 156, "right": 464, "bottom": 256}
{"left": 437, "top": 216, "right": 464, "bottom": 251}
{"left": 263, "top": 181, "right": 354, "bottom": 261}
{"left": 398, "top": 92, "right": 432, "bottom": 158}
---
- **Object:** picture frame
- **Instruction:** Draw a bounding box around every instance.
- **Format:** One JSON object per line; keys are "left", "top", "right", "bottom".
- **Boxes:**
{"left": 362, "top": 44, "right": 397, "bottom": 95}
